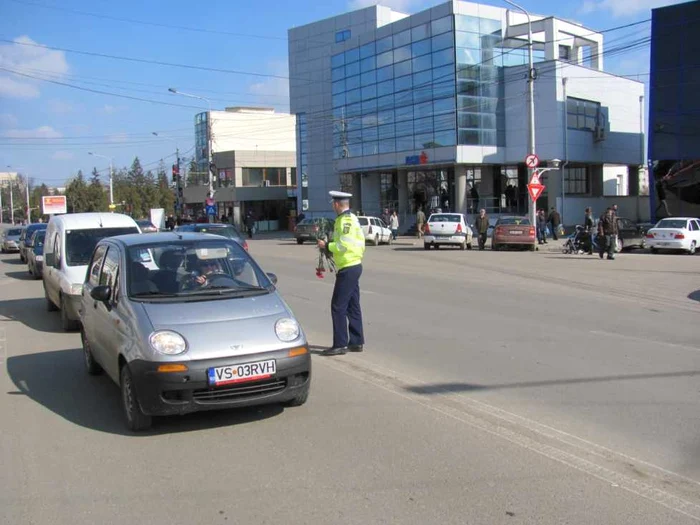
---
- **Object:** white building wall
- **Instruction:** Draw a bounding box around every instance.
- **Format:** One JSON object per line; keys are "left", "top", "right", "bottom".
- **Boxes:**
{"left": 603, "top": 165, "right": 629, "bottom": 196}
{"left": 504, "top": 61, "right": 644, "bottom": 166}
{"left": 210, "top": 110, "right": 295, "bottom": 153}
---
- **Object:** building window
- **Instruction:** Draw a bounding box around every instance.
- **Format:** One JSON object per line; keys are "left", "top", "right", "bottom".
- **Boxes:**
{"left": 242, "top": 168, "right": 286, "bottom": 187}
{"left": 339, "top": 173, "right": 353, "bottom": 194}
{"left": 335, "top": 29, "right": 351, "bottom": 43}
{"left": 380, "top": 173, "right": 398, "bottom": 211}
{"left": 290, "top": 168, "right": 297, "bottom": 187}
{"left": 564, "top": 167, "right": 589, "bottom": 195}
{"left": 559, "top": 45, "right": 571, "bottom": 62}
{"left": 567, "top": 97, "right": 600, "bottom": 131}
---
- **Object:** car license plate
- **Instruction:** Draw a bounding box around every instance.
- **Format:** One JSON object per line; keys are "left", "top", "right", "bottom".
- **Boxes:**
{"left": 509, "top": 230, "right": 523, "bottom": 235}
{"left": 208, "top": 359, "right": 276, "bottom": 386}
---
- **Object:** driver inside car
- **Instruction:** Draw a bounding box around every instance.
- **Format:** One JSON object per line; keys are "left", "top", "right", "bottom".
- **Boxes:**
{"left": 188, "top": 258, "right": 226, "bottom": 288}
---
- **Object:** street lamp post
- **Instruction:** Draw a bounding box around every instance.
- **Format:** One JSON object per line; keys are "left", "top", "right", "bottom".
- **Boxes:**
{"left": 88, "top": 152, "right": 114, "bottom": 208}
{"left": 168, "top": 88, "right": 214, "bottom": 200}
{"left": 503, "top": 0, "right": 536, "bottom": 226}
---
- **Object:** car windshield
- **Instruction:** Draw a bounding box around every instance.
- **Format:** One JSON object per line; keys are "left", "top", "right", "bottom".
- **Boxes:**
{"left": 655, "top": 219, "right": 688, "bottom": 229}
{"left": 498, "top": 217, "right": 531, "bottom": 225}
{"left": 31, "top": 231, "right": 46, "bottom": 245}
{"left": 127, "top": 239, "right": 270, "bottom": 300}
{"left": 430, "top": 215, "right": 460, "bottom": 223}
{"left": 66, "top": 227, "right": 139, "bottom": 266}
{"left": 7, "top": 228, "right": 22, "bottom": 236}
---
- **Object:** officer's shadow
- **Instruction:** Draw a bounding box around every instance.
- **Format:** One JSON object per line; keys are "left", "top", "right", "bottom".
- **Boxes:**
{"left": 309, "top": 345, "right": 331, "bottom": 355}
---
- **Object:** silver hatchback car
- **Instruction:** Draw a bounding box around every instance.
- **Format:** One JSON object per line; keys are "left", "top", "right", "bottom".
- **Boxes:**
{"left": 79, "top": 232, "right": 311, "bottom": 431}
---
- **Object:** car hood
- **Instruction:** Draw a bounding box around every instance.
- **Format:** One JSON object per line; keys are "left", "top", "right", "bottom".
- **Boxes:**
{"left": 138, "top": 291, "right": 304, "bottom": 360}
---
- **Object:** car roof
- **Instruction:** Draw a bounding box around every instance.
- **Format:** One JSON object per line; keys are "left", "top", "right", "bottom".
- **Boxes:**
{"left": 656, "top": 217, "right": 696, "bottom": 221}
{"left": 48, "top": 212, "right": 138, "bottom": 229}
{"left": 104, "top": 231, "right": 231, "bottom": 247}
{"left": 26, "top": 223, "right": 47, "bottom": 230}
{"left": 176, "top": 222, "right": 234, "bottom": 228}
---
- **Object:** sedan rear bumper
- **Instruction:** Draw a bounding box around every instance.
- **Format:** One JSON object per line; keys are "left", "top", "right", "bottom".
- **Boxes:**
{"left": 646, "top": 239, "right": 690, "bottom": 250}
{"left": 493, "top": 236, "right": 535, "bottom": 245}
{"left": 129, "top": 348, "right": 312, "bottom": 416}
{"left": 424, "top": 233, "right": 467, "bottom": 245}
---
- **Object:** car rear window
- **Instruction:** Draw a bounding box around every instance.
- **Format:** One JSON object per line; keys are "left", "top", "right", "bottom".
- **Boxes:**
{"left": 429, "top": 215, "right": 460, "bottom": 223}
{"left": 498, "top": 218, "right": 531, "bottom": 225}
{"left": 65, "top": 227, "right": 139, "bottom": 266}
{"left": 358, "top": 218, "right": 369, "bottom": 225}
{"left": 656, "top": 219, "right": 688, "bottom": 229}
{"left": 7, "top": 228, "right": 22, "bottom": 236}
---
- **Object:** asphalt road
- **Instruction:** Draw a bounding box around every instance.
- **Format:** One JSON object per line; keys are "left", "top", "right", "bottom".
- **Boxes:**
{"left": 1, "top": 233, "right": 700, "bottom": 524}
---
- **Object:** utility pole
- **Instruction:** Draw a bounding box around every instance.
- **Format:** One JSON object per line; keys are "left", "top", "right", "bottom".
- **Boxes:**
{"left": 504, "top": 0, "right": 536, "bottom": 226}
{"left": 0, "top": 182, "right": 3, "bottom": 224}
{"left": 10, "top": 178, "right": 14, "bottom": 224}
{"left": 26, "top": 179, "right": 31, "bottom": 223}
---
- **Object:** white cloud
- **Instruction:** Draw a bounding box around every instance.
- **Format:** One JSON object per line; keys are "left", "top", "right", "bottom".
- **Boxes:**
{"left": 348, "top": 0, "right": 428, "bottom": 11}
{"left": 102, "top": 104, "right": 120, "bottom": 114}
{"left": 247, "top": 60, "right": 290, "bottom": 111}
{"left": 578, "top": 0, "right": 679, "bottom": 17}
{"left": 2, "top": 125, "right": 62, "bottom": 138}
{"left": 51, "top": 151, "right": 74, "bottom": 161}
{"left": 48, "top": 99, "right": 73, "bottom": 114}
{"left": 0, "top": 113, "right": 18, "bottom": 128}
{"left": 0, "top": 36, "right": 69, "bottom": 99}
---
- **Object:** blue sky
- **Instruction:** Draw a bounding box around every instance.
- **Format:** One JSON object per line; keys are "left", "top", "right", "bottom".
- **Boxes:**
{"left": 0, "top": 0, "right": 678, "bottom": 185}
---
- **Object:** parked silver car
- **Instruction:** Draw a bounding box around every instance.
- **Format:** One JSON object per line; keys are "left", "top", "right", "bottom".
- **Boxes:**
{"left": 79, "top": 232, "right": 311, "bottom": 431}
{"left": 1, "top": 227, "right": 24, "bottom": 253}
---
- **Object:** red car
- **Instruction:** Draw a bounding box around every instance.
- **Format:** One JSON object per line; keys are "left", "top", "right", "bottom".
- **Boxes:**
{"left": 491, "top": 216, "right": 536, "bottom": 251}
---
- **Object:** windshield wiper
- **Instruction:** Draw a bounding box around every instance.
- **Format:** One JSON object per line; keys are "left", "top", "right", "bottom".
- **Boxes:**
{"left": 130, "top": 291, "right": 180, "bottom": 298}
{"left": 178, "top": 286, "right": 267, "bottom": 297}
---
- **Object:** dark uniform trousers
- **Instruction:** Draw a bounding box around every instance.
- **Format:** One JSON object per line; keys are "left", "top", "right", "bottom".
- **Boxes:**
{"left": 331, "top": 264, "right": 364, "bottom": 349}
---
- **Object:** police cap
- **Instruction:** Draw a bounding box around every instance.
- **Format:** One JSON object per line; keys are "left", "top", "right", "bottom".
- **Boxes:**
{"left": 329, "top": 190, "right": 352, "bottom": 203}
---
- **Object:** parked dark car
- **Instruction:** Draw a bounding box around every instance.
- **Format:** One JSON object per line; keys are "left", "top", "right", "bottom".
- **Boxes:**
{"left": 615, "top": 217, "right": 647, "bottom": 251}
{"left": 19, "top": 223, "right": 47, "bottom": 262}
{"left": 136, "top": 219, "right": 158, "bottom": 233}
{"left": 174, "top": 223, "right": 248, "bottom": 251}
{"left": 27, "top": 229, "right": 46, "bottom": 279}
{"left": 294, "top": 218, "right": 335, "bottom": 244}
{"left": 491, "top": 216, "right": 536, "bottom": 251}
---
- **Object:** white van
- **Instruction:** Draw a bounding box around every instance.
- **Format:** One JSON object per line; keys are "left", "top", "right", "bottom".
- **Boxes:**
{"left": 43, "top": 213, "right": 140, "bottom": 331}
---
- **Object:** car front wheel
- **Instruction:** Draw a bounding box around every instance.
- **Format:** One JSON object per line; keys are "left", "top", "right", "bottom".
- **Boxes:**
{"left": 121, "top": 364, "right": 152, "bottom": 431}
{"left": 296, "top": 239, "right": 304, "bottom": 245}
{"left": 285, "top": 384, "right": 310, "bottom": 407}
{"left": 424, "top": 243, "right": 430, "bottom": 250}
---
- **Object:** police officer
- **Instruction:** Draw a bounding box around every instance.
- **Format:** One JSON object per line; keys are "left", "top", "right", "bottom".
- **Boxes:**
{"left": 317, "top": 191, "right": 366, "bottom": 356}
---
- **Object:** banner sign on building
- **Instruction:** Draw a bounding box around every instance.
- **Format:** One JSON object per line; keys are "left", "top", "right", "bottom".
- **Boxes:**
{"left": 42, "top": 195, "right": 67, "bottom": 215}
{"left": 405, "top": 151, "right": 429, "bottom": 165}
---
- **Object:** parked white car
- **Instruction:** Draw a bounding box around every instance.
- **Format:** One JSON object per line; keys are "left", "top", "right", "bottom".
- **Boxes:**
{"left": 423, "top": 213, "right": 473, "bottom": 250}
{"left": 645, "top": 217, "right": 700, "bottom": 254}
{"left": 358, "top": 216, "right": 392, "bottom": 245}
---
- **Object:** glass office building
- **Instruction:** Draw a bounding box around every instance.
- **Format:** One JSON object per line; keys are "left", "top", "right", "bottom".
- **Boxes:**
{"left": 289, "top": 1, "right": 643, "bottom": 221}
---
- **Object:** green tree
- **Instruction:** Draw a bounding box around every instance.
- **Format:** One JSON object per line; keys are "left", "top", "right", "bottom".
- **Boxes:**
{"left": 86, "top": 167, "right": 108, "bottom": 212}
{"left": 30, "top": 183, "right": 51, "bottom": 220}
{"left": 64, "top": 171, "right": 89, "bottom": 213}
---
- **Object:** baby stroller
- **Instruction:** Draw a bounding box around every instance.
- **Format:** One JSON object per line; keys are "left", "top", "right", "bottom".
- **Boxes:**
{"left": 562, "top": 225, "right": 597, "bottom": 254}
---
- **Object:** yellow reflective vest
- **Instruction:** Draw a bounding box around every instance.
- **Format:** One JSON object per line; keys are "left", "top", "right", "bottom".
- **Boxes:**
{"left": 329, "top": 210, "right": 365, "bottom": 270}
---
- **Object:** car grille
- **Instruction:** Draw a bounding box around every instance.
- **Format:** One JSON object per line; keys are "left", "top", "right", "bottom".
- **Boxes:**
{"left": 192, "top": 378, "right": 287, "bottom": 403}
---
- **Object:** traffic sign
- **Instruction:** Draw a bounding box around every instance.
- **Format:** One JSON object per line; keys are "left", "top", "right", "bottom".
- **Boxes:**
{"left": 528, "top": 172, "right": 540, "bottom": 186}
{"left": 527, "top": 183, "right": 545, "bottom": 202}
{"left": 525, "top": 154, "right": 539, "bottom": 169}
{"left": 205, "top": 204, "right": 217, "bottom": 216}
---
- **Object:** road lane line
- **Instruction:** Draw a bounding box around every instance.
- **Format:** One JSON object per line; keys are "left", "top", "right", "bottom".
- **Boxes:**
{"left": 590, "top": 330, "right": 700, "bottom": 353}
{"left": 313, "top": 355, "right": 700, "bottom": 522}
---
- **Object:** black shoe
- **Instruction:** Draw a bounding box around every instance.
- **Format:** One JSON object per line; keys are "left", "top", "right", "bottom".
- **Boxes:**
{"left": 599, "top": 252, "right": 604, "bottom": 259}
{"left": 322, "top": 347, "right": 347, "bottom": 356}
{"left": 348, "top": 344, "right": 363, "bottom": 352}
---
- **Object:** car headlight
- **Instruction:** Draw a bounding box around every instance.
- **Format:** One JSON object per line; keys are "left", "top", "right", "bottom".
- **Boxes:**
{"left": 149, "top": 330, "right": 188, "bottom": 355}
{"left": 275, "top": 318, "right": 300, "bottom": 342}
{"left": 70, "top": 284, "right": 83, "bottom": 295}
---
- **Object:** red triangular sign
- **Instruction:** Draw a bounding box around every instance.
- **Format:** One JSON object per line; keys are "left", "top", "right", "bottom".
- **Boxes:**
{"left": 529, "top": 172, "right": 540, "bottom": 185}
{"left": 527, "top": 183, "right": 545, "bottom": 201}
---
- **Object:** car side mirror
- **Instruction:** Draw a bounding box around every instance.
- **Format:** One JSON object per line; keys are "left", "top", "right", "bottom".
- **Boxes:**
{"left": 45, "top": 253, "right": 55, "bottom": 268}
{"left": 266, "top": 272, "right": 278, "bottom": 285}
{"left": 90, "top": 285, "right": 111, "bottom": 302}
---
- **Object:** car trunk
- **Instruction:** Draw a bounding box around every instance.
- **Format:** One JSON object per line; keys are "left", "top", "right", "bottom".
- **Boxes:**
{"left": 495, "top": 224, "right": 535, "bottom": 243}
{"left": 427, "top": 221, "right": 463, "bottom": 236}
{"left": 647, "top": 228, "right": 686, "bottom": 240}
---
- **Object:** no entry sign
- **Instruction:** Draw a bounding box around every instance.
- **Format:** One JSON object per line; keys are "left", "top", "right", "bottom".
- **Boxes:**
{"left": 525, "top": 154, "right": 539, "bottom": 169}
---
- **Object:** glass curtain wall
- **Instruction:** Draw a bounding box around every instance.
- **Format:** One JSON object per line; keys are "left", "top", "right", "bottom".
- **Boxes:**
{"left": 194, "top": 112, "right": 209, "bottom": 181}
{"left": 297, "top": 114, "right": 308, "bottom": 211}
{"left": 332, "top": 15, "right": 457, "bottom": 160}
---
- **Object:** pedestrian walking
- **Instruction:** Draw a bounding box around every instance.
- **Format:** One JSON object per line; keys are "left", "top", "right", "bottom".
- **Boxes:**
{"left": 537, "top": 209, "right": 548, "bottom": 244}
{"left": 245, "top": 211, "right": 255, "bottom": 239}
{"left": 317, "top": 191, "right": 366, "bottom": 356}
{"left": 475, "top": 208, "right": 489, "bottom": 250}
{"left": 547, "top": 207, "right": 562, "bottom": 240}
{"left": 598, "top": 207, "right": 617, "bottom": 260}
{"left": 656, "top": 178, "right": 670, "bottom": 217}
{"left": 583, "top": 207, "right": 594, "bottom": 254}
{"left": 416, "top": 207, "right": 426, "bottom": 239}
{"left": 381, "top": 208, "right": 391, "bottom": 228}
{"left": 389, "top": 211, "right": 399, "bottom": 240}
{"left": 611, "top": 204, "right": 619, "bottom": 252}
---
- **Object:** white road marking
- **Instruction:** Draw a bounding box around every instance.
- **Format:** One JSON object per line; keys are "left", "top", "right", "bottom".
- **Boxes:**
{"left": 315, "top": 355, "right": 700, "bottom": 522}
{"left": 590, "top": 330, "right": 700, "bottom": 353}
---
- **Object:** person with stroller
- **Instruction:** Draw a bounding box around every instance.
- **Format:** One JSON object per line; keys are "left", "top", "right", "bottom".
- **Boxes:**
{"left": 583, "top": 207, "right": 594, "bottom": 255}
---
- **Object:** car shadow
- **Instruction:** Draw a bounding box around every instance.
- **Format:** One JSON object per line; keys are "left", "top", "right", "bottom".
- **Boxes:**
{"left": 6, "top": 348, "right": 284, "bottom": 436}
{"left": 403, "top": 369, "right": 700, "bottom": 395}
{"left": 0, "top": 297, "right": 65, "bottom": 333}
{"left": 5, "top": 270, "right": 34, "bottom": 281}
{"left": 689, "top": 290, "right": 700, "bottom": 303}
{"left": 543, "top": 256, "right": 601, "bottom": 261}
{"left": 0, "top": 256, "right": 24, "bottom": 265}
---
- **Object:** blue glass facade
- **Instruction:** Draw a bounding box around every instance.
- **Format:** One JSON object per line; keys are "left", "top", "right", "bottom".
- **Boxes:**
{"left": 332, "top": 15, "right": 457, "bottom": 160}
{"left": 331, "top": 13, "right": 546, "bottom": 158}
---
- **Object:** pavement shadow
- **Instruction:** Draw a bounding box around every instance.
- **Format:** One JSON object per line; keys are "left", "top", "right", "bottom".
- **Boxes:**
{"left": 6, "top": 348, "right": 284, "bottom": 436}
{"left": 405, "top": 370, "right": 700, "bottom": 395}
{"left": 543, "top": 256, "right": 601, "bottom": 261}
{"left": 689, "top": 290, "right": 700, "bottom": 303}
{"left": 5, "top": 270, "right": 34, "bottom": 281}
{"left": 0, "top": 256, "right": 24, "bottom": 265}
{"left": 0, "top": 297, "right": 64, "bottom": 333}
